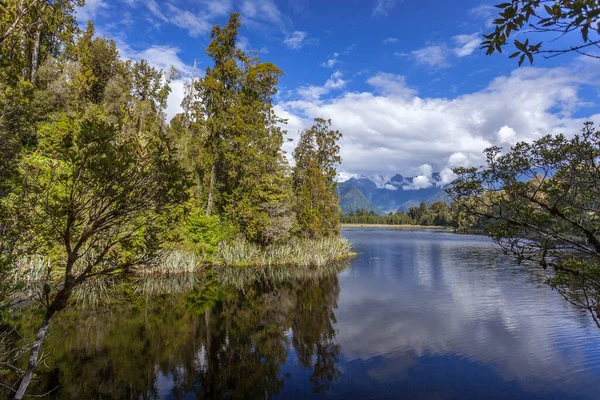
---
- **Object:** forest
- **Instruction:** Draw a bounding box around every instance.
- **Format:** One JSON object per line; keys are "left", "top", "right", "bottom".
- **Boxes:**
{"left": 342, "top": 201, "right": 458, "bottom": 228}
{"left": 0, "top": 4, "right": 352, "bottom": 398}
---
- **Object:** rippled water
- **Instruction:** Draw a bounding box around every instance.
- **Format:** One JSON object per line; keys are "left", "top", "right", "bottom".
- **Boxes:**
{"left": 3, "top": 228, "right": 600, "bottom": 399}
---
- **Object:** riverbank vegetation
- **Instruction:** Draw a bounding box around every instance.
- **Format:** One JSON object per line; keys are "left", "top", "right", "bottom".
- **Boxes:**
{"left": 0, "top": 5, "right": 347, "bottom": 397}
{"left": 342, "top": 201, "right": 463, "bottom": 229}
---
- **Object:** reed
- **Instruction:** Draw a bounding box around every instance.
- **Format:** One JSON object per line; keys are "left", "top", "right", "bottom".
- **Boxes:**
{"left": 213, "top": 236, "right": 354, "bottom": 268}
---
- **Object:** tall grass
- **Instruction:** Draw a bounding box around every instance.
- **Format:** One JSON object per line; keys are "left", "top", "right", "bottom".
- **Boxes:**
{"left": 213, "top": 236, "right": 354, "bottom": 268}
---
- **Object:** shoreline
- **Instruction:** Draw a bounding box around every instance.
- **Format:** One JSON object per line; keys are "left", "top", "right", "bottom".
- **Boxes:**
{"left": 342, "top": 224, "right": 452, "bottom": 230}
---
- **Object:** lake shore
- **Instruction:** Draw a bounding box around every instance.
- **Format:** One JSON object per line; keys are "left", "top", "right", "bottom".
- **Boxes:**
{"left": 342, "top": 224, "right": 452, "bottom": 230}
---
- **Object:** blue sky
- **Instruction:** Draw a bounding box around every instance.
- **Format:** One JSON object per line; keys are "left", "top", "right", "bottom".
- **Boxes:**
{"left": 78, "top": 0, "right": 600, "bottom": 187}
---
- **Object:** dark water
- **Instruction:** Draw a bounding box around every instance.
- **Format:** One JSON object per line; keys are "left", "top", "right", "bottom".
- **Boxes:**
{"left": 4, "top": 228, "right": 600, "bottom": 399}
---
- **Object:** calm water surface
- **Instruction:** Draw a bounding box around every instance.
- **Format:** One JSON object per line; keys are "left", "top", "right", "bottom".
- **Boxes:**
{"left": 8, "top": 228, "right": 600, "bottom": 399}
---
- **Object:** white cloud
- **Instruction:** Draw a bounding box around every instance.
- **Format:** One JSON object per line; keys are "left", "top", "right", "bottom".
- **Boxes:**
{"left": 405, "top": 175, "right": 433, "bottom": 190}
{"left": 497, "top": 125, "right": 517, "bottom": 144}
{"left": 439, "top": 167, "right": 456, "bottom": 185}
{"left": 166, "top": 4, "right": 212, "bottom": 37}
{"left": 284, "top": 31, "right": 309, "bottom": 50}
{"left": 241, "top": 0, "right": 286, "bottom": 31}
{"left": 325, "top": 71, "right": 347, "bottom": 89}
{"left": 384, "top": 184, "right": 398, "bottom": 191}
{"left": 76, "top": 0, "right": 108, "bottom": 22}
{"left": 321, "top": 52, "right": 340, "bottom": 68}
{"left": 469, "top": 4, "right": 497, "bottom": 28}
{"left": 277, "top": 62, "right": 600, "bottom": 178}
{"left": 143, "top": 0, "right": 168, "bottom": 22}
{"left": 296, "top": 71, "right": 348, "bottom": 100}
{"left": 372, "top": 0, "right": 396, "bottom": 16}
{"left": 137, "top": 0, "right": 232, "bottom": 37}
{"left": 118, "top": 43, "right": 193, "bottom": 77}
{"left": 366, "top": 73, "right": 417, "bottom": 98}
{"left": 383, "top": 37, "right": 399, "bottom": 44}
{"left": 404, "top": 164, "right": 434, "bottom": 190}
{"left": 204, "top": 0, "right": 233, "bottom": 16}
{"left": 453, "top": 33, "right": 481, "bottom": 57}
{"left": 409, "top": 45, "right": 450, "bottom": 68}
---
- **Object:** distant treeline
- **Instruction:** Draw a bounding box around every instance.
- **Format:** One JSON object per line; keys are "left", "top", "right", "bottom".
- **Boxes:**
{"left": 343, "top": 201, "right": 473, "bottom": 229}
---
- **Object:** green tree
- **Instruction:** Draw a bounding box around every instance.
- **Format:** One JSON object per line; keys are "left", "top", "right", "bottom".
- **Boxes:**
{"left": 11, "top": 116, "right": 188, "bottom": 399}
{"left": 483, "top": 0, "right": 600, "bottom": 64}
{"left": 292, "top": 118, "right": 343, "bottom": 238}
{"left": 449, "top": 122, "right": 600, "bottom": 326}
{"left": 188, "top": 12, "right": 295, "bottom": 244}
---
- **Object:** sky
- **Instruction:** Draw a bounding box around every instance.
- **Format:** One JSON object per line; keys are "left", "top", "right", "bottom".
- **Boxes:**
{"left": 78, "top": 0, "right": 600, "bottom": 188}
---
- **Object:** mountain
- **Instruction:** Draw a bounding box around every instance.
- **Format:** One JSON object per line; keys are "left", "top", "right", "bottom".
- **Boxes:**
{"left": 337, "top": 174, "right": 449, "bottom": 214}
{"left": 337, "top": 186, "right": 383, "bottom": 215}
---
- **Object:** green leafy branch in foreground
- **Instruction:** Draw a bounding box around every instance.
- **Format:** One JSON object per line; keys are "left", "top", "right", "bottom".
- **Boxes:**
{"left": 449, "top": 122, "right": 600, "bottom": 326}
{"left": 483, "top": 0, "right": 600, "bottom": 64}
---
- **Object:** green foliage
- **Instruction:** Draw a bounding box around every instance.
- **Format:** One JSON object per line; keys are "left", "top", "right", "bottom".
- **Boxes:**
{"left": 484, "top": 0, "right": 600, "bottom": 63}
{"left": 293, "top": 118, "right": 343, "bottom": 238}
{"left": 342, "top": 201, "right": 456, "bottom": 227}
{"left": 184, "top": 209, "right": 230, "bottom": 257}
{"left": 449, "top": 122, "right": 600, "bottom": 325}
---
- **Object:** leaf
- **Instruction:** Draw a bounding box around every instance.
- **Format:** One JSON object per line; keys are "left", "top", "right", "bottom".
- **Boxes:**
{"left": 518, "top": 54, "right": 525, "bottom": 66}
{"left": 509, "top": 51, "right": 520, "bottom": 58}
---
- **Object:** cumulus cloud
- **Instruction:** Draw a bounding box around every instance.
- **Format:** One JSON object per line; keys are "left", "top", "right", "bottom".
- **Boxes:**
{"left": 404, "top": 164, "right": 434, "bottom": 190}
{"left": 497, "top": 125, "right": 517, "bottom": 144}
{"left": 277, "top": 62, "right": 600, "bottom": 179}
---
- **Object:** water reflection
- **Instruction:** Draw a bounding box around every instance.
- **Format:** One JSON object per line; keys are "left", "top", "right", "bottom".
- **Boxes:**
{"left": 331, "top": 229, "right": 600, "bottom": 400}
{"left": 1, "top": 266, "right": 345, "bottom": 399}
{"left": 3, "top": 229, "right": 600, "bottom": 399}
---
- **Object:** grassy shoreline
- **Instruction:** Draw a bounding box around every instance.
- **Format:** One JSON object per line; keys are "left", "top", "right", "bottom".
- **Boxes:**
{"left": 341, "top": 223, "right": 452, "bottom": 230}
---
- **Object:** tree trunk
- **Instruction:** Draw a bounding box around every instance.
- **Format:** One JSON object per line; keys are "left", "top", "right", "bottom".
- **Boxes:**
{"left": 13, "top": 281, "right": 73, "bottom": 399}
{"left": 205, "top": 164, "right": 215, "bottom": 216}
{"left": 13, "top": 310, "right": 54, "bottom": 400}
{"left": 30, "top": 22, "right": 41, "bottom": 79}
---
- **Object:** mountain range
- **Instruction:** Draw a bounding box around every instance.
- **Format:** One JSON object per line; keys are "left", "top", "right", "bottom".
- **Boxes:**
{"left": 337, "top": 174, "right": 450, "bottom": 215}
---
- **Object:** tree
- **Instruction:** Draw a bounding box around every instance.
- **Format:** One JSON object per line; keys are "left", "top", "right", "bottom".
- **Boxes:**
{"left": 189, "top": 12, "right": 295, "bottom": 244}
{"left": 10, "top": 116, "right": 187, "bottom": 399}
{"left": 448, "top": 122, "right": 600, "bottom": 326}
{"left": 292, "top": 118, "right": 343, "bottom": 238}
{"left": 483, "top": 0, "right": 600, "bottom": 64}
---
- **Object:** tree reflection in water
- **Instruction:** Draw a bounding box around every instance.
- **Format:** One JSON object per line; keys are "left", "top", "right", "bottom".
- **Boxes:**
{"left": 0, "top": 264, "right": 346, "bottom": 399}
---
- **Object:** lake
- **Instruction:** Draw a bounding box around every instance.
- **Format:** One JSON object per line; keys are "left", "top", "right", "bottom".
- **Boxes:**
{"left": 5, "top": 228, "right": 600, "bottom": 399}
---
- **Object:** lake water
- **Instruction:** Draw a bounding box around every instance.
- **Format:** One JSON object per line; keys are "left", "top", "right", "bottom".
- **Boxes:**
{"left": 5, "top": 228, "right": 600, "bottom": 399}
